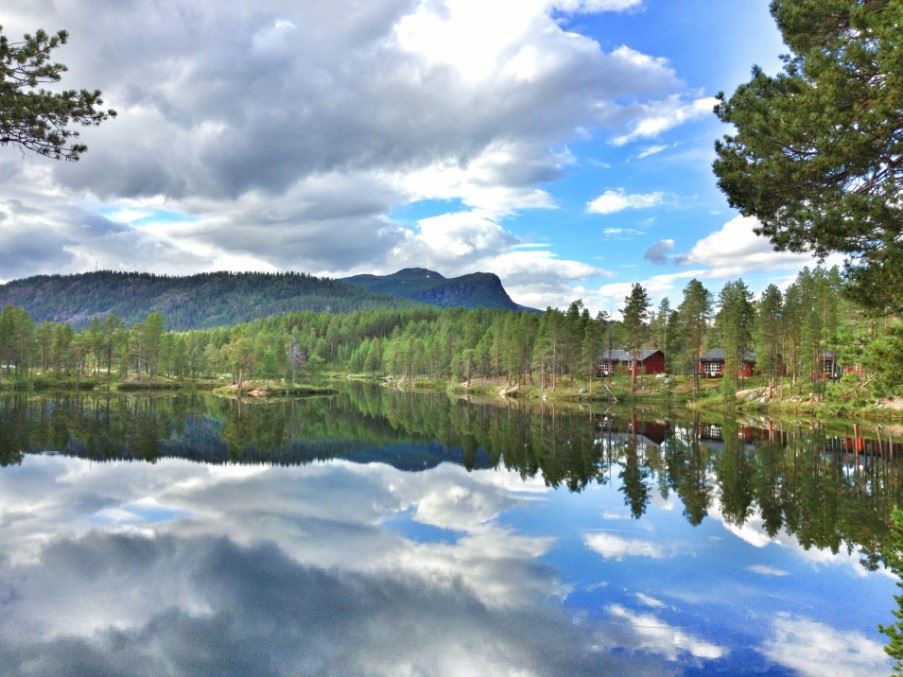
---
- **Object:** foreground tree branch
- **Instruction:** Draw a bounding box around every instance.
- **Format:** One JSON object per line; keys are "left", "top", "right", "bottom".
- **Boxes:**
{"left": 0, "top": 25, "right": 116, "bottom": 160}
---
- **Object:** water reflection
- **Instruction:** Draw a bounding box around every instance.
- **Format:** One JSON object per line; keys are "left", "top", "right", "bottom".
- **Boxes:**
{"left": 0, "top": 387, "right": 898, "bottom": 675}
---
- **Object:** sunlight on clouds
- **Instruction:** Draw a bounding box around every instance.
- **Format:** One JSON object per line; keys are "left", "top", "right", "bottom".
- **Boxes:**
{"left": 395, "top": 1, "right": 646, "bottom": 82}
{"left": 105, "top": 208, "right": 153, "bottom": 223}
{"left": 413, "top": 211, "right": 515, "bottom": 259}
{"left": 679, "top": 215, "right": 814, "bottom": 275}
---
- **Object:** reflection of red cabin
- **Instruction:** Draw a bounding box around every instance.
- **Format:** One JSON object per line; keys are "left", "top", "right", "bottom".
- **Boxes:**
{"left": 596, "top": 349, "right": 666, "bottom": 376}
{"left": 698, "top": 349, "right": 755, "bottom": 378}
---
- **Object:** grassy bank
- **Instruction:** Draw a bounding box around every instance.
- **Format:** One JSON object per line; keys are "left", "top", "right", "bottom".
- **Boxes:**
{"left": 688, "top": 380, "right": 903, "bottom": 422}
{"left": 0, "top": 375, "right": 222, "bottom": 393}
{"left": 375, "top": 373, "right": 710, "bottom": 404}
{"left": 370, "top": 371, "right": 903, "bottom": 422}
{"left": 212, "top": 379, "right": 338, "bottom": 398}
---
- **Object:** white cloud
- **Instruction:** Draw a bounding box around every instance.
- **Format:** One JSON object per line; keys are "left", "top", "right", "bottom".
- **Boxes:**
{"left": 679, "top": 215, "right": 820, "bottom": 277}
{"left": 613, "top": 95, "right": 718, "bottom": 146}
{"left": 584, "top": 532, "right": 663, "bottom": 560}
{"left": 637, "top": 144, "right": 669, "bottom": 159}
{"left": 596, "top": 269, "right": 704, "bottom": 313}
{"left": 759, "top": 613, "right": 890, "bottom": 677}
{"left": 607, "top": 604, "right": 727, "bottom": 661}
{"left": 746, "top": 565, "right": 789, "bottom": 577}
{"left": 410, "top": 210, "right": 516, "bottom": 260}
{"left": 603, "top": 227, "right": 645, "bottom": 239}
{"left": 0, "top": 0, "right": 699, "bottom": 294}
{"left": 587, "top": 189, "right": 664, "bottom": 214}
{"left": 634, "top": 592, "right": 667, "bottom": 609}
{"left": 557, "top": 0, "right": 644, "bottom": 11}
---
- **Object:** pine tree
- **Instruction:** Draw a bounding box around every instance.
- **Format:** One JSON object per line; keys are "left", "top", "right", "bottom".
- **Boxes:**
{"left": 716, "top": 280, "right": 755, "bottom": 399}
{"left": 621, "top": 284, "right": 651, "bottom": 393}
{"left": 678, "top": 280, "right": 713, "bottom": 395}
{"left": 756, "top": 284, "right": 784, "bottom": 396}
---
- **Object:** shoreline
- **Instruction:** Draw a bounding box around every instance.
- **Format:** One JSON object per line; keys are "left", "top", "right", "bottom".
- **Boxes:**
{"left": 2, "top": 372, "right": 901, "bottom": 422}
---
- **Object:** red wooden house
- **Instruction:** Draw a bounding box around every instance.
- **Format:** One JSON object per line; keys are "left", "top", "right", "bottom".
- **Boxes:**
{"left": 596, "top": 349, "right": 666, "bottom": 377}
{"left": 822, "top": 351, "right": 842, "bottom": 379}
{"left": 698, "top": 349, "right": 756, "bottom": 378}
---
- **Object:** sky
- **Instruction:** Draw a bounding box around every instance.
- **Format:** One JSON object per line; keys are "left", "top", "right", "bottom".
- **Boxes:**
{"left": 0, "top": 0, "right": 834, "bottom": 312}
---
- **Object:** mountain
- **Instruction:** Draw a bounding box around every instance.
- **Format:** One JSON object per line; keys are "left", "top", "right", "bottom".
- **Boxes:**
{"left": 0, "top": 271, "right": 412, "bottom": 330}
{"left": 0, "top": 268, "right": 531, "bottom": 330}
{"left": 341, "top": 268, "right": 530, "bottom": 311}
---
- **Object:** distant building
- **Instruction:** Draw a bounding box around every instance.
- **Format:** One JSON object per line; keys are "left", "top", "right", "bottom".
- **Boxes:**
{"left": 822, "top": 351, "right": 842, "bottom": 379}
{"left": 596, "top": 349, "right": 665, "bottom": 377}
{"left": 698, "top": 348, "right": 756, "bottom": 378}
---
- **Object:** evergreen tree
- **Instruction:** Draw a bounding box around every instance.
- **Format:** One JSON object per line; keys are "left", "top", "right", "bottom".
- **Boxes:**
{"left": 713, "top": 0, "right": 903, "bottom": 311}
{"left": 621, "top": 284, "right": 651, "bottom": 393}
{"left": 678, "top": 280, "right": 713, "bottom": 395}
{"left": 716, "top": 280, "right": 755, "bottom": 398}
{"left": 1, "top": 26, "right": 116, "bottom": 159}
{"left": 756, "top": 284, "right": 784, "bottom": 396}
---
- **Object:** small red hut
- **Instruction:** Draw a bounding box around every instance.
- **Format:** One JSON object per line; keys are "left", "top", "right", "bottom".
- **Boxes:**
{"left": 698, "top": 349, "right": 755, "bottom": 378}
{"left": 596, "top": 349, "right": 666, "bottom": 377}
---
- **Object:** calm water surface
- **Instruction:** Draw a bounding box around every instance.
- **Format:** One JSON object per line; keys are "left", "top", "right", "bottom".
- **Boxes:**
{"left": 0, "top": 386, "right": 899, "bottom": 675}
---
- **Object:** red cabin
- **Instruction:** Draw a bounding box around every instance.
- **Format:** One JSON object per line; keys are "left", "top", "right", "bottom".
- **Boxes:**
{"left": 698, "top": 348, "right": 755, "bottom": 378}
{"left": 596, "top": 349, "right": 666, "bottom": 377}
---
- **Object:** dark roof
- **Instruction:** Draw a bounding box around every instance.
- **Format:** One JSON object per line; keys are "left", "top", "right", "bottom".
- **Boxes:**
{"left": 597, "top": 349, "right": 663, "bottom": 362}
{"left": 699, "top": 348, "right": 756, "bottom": 363}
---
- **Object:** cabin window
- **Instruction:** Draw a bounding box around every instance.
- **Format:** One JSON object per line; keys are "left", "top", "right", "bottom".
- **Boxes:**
{"left": 705, "top": 362, "right": 722, "bottom": 377}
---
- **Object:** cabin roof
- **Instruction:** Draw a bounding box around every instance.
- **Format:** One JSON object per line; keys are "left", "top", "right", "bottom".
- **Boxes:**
{"left": 597, "top": 349, "right": 662, "bottom": 362}
{"left": 699, "top": 348, "right": 756, "bottom": 363}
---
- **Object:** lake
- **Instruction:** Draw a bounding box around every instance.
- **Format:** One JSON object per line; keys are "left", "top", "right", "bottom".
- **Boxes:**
{"left": 0, "top": 386, "right": 898, "bottom": 675}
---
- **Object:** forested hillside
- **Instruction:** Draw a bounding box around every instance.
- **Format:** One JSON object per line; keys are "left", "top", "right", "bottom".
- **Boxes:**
{"left": 0, "top": 271, "right": 415, "bottom": 330}
{"left": 341, "top": 268, "right": 530, "bottom": 311}
{"left": 1, "top": 267, "right": 900, "bottom": 401}
{"left": 0, "top": 269, "right": 530, "bottom": 330}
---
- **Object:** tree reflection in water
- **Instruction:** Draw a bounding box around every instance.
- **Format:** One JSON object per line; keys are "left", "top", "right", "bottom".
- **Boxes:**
{"left": 1, "top": 385, "right": 900, "bottom": 567}
{"left": 2, "top": 385, "right": 902, "bottom": 670}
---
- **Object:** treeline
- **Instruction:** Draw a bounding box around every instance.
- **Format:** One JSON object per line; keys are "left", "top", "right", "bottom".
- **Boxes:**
{"left": 0, "top": 267, "right": 900, "bottom": 396}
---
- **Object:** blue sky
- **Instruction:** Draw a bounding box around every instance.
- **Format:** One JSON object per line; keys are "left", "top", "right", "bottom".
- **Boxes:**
{"left": 0, "top": 1, "right": 830, "bottom": 311}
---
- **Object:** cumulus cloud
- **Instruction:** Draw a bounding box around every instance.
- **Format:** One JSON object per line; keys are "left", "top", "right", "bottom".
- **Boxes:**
{"left": 759, "top": 613, "right": 890, "bottom": 677}
{"left": 677, "top": 215, "right": 815, "bottom": 277}
{"left": 643, "top": 238, "right": 674, "bottom": 264}
{"left": 0, "top": 449, "right": 709, "bottom": 676}
{"left": 587, "top": 189, "right": 664, "bottom": 214}
{"left": 0, "top": 0, "right": 713, "bottom": 306}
